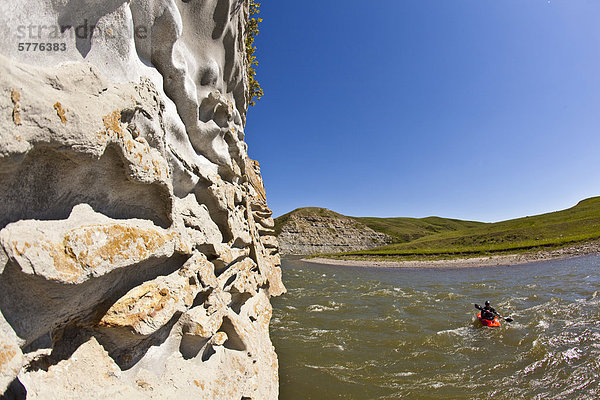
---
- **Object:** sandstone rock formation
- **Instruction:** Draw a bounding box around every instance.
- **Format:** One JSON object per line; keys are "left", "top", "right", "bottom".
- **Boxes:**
{"left": 0, "top": 1, "right": 284, "bottom": 398}
{"left": 275, "top": 208, "right": 392, "bottom": 255}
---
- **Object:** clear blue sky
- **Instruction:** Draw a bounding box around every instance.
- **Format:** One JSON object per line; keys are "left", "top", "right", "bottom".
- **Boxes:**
{"left": 244, "top": 0, "right": 600, "bottom": 222}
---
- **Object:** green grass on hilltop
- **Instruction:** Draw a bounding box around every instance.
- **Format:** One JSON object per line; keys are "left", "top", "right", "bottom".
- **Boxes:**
{"left": 275, "top": 208, "right": 484, "bottom": 240}
{"left": 352, "top": 216, "right": 485, "bottom": 244}
{"left": 275, "top": 197, "right": 600, "bottom": 260}
{"left": 341, "top": 196, "right": 600, "bottom": 259}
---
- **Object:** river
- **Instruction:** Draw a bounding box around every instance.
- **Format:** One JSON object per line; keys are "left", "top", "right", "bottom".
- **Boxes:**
{"left": 270, "top": 255, "right": 600, "bottom": 399}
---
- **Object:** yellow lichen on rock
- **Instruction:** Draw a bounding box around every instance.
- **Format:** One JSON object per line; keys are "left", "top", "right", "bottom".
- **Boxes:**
{"left": 211, "top": 331, "right": 228, "bottom": 346}
{"left": 152, "top": 159, "right": 162, "bottom": 177}
{"left": 99, "top": 111, "right": 171, "bottom": 183}
{"left": 1, "top": 206, "right": 184, "bottom": 284}
{"left": 65, "top": 224, "right": 173, "bottom": 267}
{"left": 43, "top": 240, "right": 83, "bottom": 282}
{"left": 10, "top": 89, "right": 22, "bottom": 125}
{"left": 102, "top": 110, "right": 123, "bottom": 137}
{"left": 10, "top": 89, "right": 20, "bottom": 103}
{"left": 193, "top": 380, "right": 204, "bottom": 389}
{"left": 99, "top": 281, "right": 173, "bottom": 330}
{"left": 0, "top": 345, "right": 17, "bottom": 372}
{"left": 53, "top": 101, "right": 68, "bottom": 124}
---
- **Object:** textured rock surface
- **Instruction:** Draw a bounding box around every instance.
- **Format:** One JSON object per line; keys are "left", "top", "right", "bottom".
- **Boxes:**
{"left": 276, "top": 208, "right": 392, "bottom": 255}
{"left": 0, "top": 0, "right": 284, "bottom": 398}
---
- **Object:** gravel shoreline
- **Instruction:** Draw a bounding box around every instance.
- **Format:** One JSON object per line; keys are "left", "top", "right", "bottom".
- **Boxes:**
{"left": 303, "top": 240, "right": 600, "bottom": 269}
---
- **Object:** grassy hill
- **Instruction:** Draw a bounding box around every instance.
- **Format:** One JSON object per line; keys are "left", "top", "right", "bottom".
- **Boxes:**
{"left": 274, "top": 208, "right": 480, "bottom": 242}
{"left": 340, "top": 197, "right": 600, "bottom": 259}
{"left": 352, "top": 216, "right": 485, "bottom": 244}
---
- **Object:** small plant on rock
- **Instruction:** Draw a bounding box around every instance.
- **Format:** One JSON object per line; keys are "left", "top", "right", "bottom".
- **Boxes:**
{"left": 246, "top": 0, "right": 263, "bottom": 107}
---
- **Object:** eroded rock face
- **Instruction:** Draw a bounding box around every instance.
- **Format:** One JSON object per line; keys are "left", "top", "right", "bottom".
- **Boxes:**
{"left": 276, "top": 208, "right": 392, "bottom": 255}
{"left": 0, "top": 1, "right": 284, "bottom": 398}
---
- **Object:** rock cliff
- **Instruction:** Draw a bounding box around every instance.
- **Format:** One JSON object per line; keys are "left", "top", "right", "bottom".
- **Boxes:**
{"left": 0, "top": 1, "right": 284, "bottom": 398}
{"left": 275, "top": 208, "right": 392, "bottom": 255}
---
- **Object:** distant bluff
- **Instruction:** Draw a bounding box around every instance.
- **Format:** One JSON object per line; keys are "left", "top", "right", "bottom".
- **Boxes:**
{"left": 275, "top": 208, "right": 392, "bottom": 255}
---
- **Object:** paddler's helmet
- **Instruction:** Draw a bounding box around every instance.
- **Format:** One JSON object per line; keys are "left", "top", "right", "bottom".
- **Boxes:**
{"left": 485, "top": 301, "right": 490, "bottom": 306}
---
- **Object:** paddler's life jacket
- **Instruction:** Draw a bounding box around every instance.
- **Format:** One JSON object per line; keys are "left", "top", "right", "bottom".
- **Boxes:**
{"left": 481, "top": 306, "right": 497, "bottom": 321}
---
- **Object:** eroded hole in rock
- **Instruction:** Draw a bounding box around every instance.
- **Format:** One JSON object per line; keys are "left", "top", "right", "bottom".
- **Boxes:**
{"left": 248, "top": 242, "right": 259, "bottom": 266}
{"left": 199, "top": 96, "right": 217, "bottom": 123}
{"left": 229, "top": 292, "right": 252, "bottom": 314}
{"left": 94, "top": 312, "right": 181, "bottom": 371}
{"left": 201, "top": 344, "right": 216, "bottom": 362}
{"left": 259, "top": 282, "right": 270, "bottom": 293}
{"left": 231, "top": 236, "right": 249, "bottom": 249}
{"left": 0, "top": 254, "right": 189, "bottom": 352}
{"left": 25, "top": 326, "right": 93, "bottom": 373}
{"left": 192, "top": 288, "right": 213, "bottom": 308}
{"left": 218, "top": 316, "right": 245, "bottom": 351}
{"left": 3, "top": 377, "right": 27, "bottom": 400}
{"left": 214, "top": 251, "right": 249, "bottom": 278}
{"left": 213, "top": 264, "right": 227, "bottom": 277}
{"left": 205, "top": 252, "right": 219, "bottom": 263}
{"left": 120, "top": 107, "right": 151, "bottom": 125}
{"left": 0, "top": 146, "right": 171, "bottom": 229}
{"left": 214, "top": 258, "right": 237, "bottom": 277}
{"left": 223, "top": 274, "right": 237, "bottom": 289}
{"left": 25, "top": 355, "right": 52, "bottom": 373}
{"left": 213, "top": 104, "right": 230, "bottom": 129}
{"left": 179, "top": 335, "right": 210, "bottom": 360}
{"left": 199, "top": 59, "right": 220, "bottom": 87}
{"left": 22, "top": 333, "right": 52, "bottom": 355}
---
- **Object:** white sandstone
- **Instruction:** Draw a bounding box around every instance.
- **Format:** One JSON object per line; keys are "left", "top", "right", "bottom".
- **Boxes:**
{"left": 0, "top": 1, "right": 284, "bottom": 398}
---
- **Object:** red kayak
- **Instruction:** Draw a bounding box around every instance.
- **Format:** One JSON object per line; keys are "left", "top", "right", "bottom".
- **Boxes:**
{"left": 477, "top": 313, "right": 501, "bottom": 327}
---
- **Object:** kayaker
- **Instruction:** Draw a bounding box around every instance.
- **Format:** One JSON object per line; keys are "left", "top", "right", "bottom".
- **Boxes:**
{"left": 480, "top": 301, "right": 497, "bottom": 321}
{"left": 474, "top": 302, "right": 513, "bottom": 324}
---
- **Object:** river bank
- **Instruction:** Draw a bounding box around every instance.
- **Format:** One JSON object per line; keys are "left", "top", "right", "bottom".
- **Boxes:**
{"left": 303, "top": 240, "right": 600, "bottom": 268}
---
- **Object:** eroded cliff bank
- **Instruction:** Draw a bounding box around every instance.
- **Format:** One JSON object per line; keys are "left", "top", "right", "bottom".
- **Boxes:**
{"left": 275, "top": 208, "right": 392, "bottom": 255}
{"left": 0, "top": 1, "right": 284, "bottom": 398}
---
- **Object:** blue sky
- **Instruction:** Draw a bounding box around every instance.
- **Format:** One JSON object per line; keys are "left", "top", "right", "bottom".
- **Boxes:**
{"left": 244, "top": 0, "right": 600, "bottom": 222}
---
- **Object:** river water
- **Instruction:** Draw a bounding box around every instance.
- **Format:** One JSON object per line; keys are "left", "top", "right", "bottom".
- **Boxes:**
{"left": 271, "top": 255, "right": 600, "bottom": 399}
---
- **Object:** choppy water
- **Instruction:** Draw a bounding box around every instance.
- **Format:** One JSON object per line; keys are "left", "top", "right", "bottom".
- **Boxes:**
{"left": 271, "top": 255, "right": 600, "bottom": 399}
